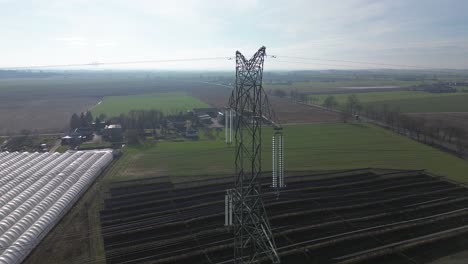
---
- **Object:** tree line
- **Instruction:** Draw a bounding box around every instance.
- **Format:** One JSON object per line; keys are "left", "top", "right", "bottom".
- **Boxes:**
{"left": 363, "top": 104, "right": 466, "bottom": 154}
{"left": 70, "top": 109, "right": 171, "bottom": 130}
{"left": 270, "top": 89, "right": 467, "bottom": 155}
{"left": 321, "top": 94, "right": 467, "bottom": 155}
{"left": 107, "top": 109, "right": 165, "bottom": 131}
{"left": 271, "top": 89, "right": 309, "bottom": 103}
{"left": 70, "top": 111, "right": 94, "bottom": 130}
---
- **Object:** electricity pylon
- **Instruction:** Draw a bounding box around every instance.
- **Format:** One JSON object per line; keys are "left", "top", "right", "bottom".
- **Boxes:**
{"left": 226, "top": 46, "right": 280, "bottom": 264}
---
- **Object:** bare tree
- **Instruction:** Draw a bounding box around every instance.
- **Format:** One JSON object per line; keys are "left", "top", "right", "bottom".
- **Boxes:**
{"left": 297, "top": 92, "right": 308, "bottom": 103}
{"left": 345, "top": 94, "right": 362, "bottom": 115}
{"left": 412, "top": 117, "right": 426, "bottom": 142}
{"left": 323, "top": 95, "right": 338, "bottom": 110}
{"left": 309, "top": 96, "right": 319, "bottom": 105}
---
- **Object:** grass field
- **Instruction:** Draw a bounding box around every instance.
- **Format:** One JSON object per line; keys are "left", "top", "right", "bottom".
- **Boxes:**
{"left": 116, "top": 123, "right": 468, "bottom": 183}
{"left": 312, "top": 91, "right": 468, "bottom": 113}
{"left": 91, "top": 92, "right": 209, "bottom": 117}
{"left": 455, "top": 86, "right": 468, "bottom": 92}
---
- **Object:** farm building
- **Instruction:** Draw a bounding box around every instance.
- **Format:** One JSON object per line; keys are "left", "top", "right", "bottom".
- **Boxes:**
{"left": 61, "top": 131, "right": 83, "bottom": 145}
{"left": 92, "top": 121, "right": 107, "bottom": 131}
{"left": 103, "top": 124, "right": 123, "bottom": 142}
{"left": 192, "top": 107, "right": 219, "bottom": 118}
{"left": 0, "top": 150, "right": 113, "bottom": 263}
{"left": 61, "top": 127, "right": 94, "bottom": 145}
{"left": 197, "top": 114, "right": 212, "bottom": 124}
{"left": 75, "top": 127, "right": 93, "bottom": 139}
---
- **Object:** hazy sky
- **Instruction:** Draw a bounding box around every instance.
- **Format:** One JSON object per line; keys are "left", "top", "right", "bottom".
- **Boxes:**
{"left": 1, "top": 0, "right": 468, "bottom": 70}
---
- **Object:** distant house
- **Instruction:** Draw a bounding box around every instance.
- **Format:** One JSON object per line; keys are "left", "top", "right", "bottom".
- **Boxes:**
{"left": 76, "top": 127, "right": 93, "bottom": 140}
{"left": 61, "top": 136, "right": 71, "bottom": 145}
{"left": 92, "top": 121, "right": 107, "bottom": 131}
{"left": 61, "top": 131, "right": 82, "bottom": 145}
{"left": 40, "top": 143, "right": 48, "bottom": 152}
{"left": 103, "top": 124, "right": 123, "bottom": 142}
{"left": 193, "top": 108, "right": 219, "bottom": 118}
{"left": 197, "top": 114, "right": 212, "bottom": 124}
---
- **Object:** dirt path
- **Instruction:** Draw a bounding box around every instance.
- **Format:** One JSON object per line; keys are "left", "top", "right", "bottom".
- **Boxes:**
{"left": 49, "top": 139, "right": 61, "bottom": 153}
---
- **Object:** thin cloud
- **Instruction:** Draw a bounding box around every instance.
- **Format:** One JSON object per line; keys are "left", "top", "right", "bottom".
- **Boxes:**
{"left": 1, "top": 0, "right": 468, "bottom": 69}
{"left": 95, "top": 42, "right": 118, "bottom": 48}
{"left": 54, "top": 37, "right": 88, "bottom": 46}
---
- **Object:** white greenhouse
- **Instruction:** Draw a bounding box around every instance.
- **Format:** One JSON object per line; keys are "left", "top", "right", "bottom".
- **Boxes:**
{"left": 0, "top": 150, "right": 113, "bottom": 264}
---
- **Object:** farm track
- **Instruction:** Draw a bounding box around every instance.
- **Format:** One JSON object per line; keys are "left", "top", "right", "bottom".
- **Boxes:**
{"left": 100, "top": 169, "right": 468, "bottom": 263}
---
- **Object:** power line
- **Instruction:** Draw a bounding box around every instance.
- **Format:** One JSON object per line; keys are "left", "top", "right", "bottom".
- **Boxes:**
{"left": 267, "top": 57, "right": 468, "bottom": 76}
{"left": 0, "top": 57, "right": 232, "bottom": 70}
{"left": 269, "top": 55, "right": 444, "bottom": 70}
{"left": 1, "top": 54, "right": 464, "bottom": 72}
{"left": 268, "top": 59, "right": 371, "bottom": 69}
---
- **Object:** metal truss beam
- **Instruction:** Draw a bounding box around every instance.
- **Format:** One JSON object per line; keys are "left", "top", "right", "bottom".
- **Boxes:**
{"left": 227, "top": 46, "right": 280, "bottom": 264}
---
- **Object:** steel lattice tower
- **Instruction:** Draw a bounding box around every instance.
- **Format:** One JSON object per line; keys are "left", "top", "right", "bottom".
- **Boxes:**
{"left": 227, "top": 46, "right": 280, "bottom": 264}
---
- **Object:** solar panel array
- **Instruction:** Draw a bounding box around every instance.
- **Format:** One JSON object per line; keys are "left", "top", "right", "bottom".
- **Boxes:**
{"left": 0, "top": 150, "right": 113, "bottom": 264}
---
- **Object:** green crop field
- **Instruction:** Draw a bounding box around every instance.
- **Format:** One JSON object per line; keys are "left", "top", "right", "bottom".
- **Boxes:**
{"left": 265, "top": 80, "right": 431, "bottom": 93}
{"left": 91, "top": 92, "right": 209, "bottom": 117}
{"left": 313, "top": 91, "right": 468, "bottom": 113}
{"left": 112, "top": 123, "right": 468, "bottom": 183}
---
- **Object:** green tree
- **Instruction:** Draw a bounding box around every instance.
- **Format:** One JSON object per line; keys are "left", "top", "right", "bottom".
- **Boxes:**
{"left": 85, "top": 111, "right": 93, "bottom": 126}
{"left": 79, "top": 112, "right": 86, "bottom": 127}
{"left": 148, "top": 109, "right": 162, "bottom": 131}
{"left": 70, "top": 113, "right": 81, "bottom": 130}
{"left": 98, "top": 113, "right": 107, "bottom": 121}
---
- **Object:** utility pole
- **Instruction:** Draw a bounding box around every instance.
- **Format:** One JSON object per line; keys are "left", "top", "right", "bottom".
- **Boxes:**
{"left": 225, "top": 46, "right": 280, "bottom": 264}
